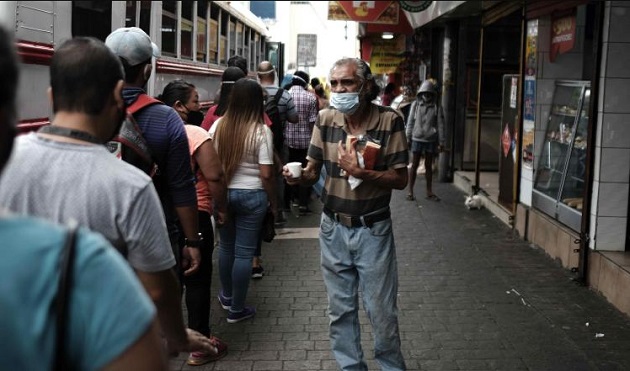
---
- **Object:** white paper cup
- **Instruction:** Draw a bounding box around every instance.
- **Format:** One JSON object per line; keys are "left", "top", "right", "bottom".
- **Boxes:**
{"left": 286, "top": 162, "right": 302, "bottom": 178}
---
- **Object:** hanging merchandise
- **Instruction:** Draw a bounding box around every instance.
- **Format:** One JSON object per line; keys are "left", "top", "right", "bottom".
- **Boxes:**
{"left": 502, "top": 123, "right": 511, "bottom": 158}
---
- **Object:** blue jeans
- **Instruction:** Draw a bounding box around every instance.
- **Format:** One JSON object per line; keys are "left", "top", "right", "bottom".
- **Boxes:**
{"left": 218, "top": 189, "right": 267, "bottom": 313}
{"left": 320, "top": 213, "right": 406, "bottom": 371}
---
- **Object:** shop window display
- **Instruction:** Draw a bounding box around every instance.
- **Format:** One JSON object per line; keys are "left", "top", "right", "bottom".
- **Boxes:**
{"left": 533, "top": 81, "right": 589, "bottom": 231}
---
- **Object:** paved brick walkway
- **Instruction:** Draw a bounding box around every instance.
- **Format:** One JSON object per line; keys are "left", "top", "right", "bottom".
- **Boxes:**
{"left": 170, "top": 180, "right": 630, "bottom": 371}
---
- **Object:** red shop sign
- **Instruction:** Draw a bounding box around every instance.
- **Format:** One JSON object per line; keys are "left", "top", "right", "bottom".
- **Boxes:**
{"left": 550, "top": 10, "right": 576, "bottom": 62}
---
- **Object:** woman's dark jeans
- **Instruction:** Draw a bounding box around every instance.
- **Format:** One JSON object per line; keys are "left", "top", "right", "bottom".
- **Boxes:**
{"left": 183, "top": 210, "right": 214, "bottom": 337}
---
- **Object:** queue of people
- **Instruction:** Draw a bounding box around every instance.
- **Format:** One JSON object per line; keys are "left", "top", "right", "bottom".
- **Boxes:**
{"left": 0, "top": 23, "right": 413, "bottom": 370}
{"left": 0, "top": 27, "right": 213, "bottom": 370}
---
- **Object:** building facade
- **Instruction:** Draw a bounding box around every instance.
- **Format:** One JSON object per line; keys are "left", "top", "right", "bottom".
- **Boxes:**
{"left": 382, "top": 0, "right": 630, "bottom": 316}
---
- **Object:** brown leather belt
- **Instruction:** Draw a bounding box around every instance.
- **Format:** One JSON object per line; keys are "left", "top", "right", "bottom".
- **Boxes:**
{"left": 323, "top": 207, "right": 391, "bottom": 228}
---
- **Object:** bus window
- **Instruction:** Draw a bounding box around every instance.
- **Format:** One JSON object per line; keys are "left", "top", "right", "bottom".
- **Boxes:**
{"left": 72, "top": 1, "right": 112, "bottom": 41}
{"left": 197, "top": 1, "right": 208, "bottom": 63}
{"left": 181, "top": 1, "right": 193, "bottom": 60}
{"left": 228, "top": 20, "right": 235, "bottom": 59}
{"left": 236, "top": 22, "right": 243, "bottom": 58}
{"left": 244, "top": 27, "right": 251, "bottom": 71}
{"left": 139, "top": 1, "right": 151, "bottom": 34}
{"left": 162, "top": 2, "right": 177, "bottom": 57}
{"left": 124, "top": 1, "right": 151, "bottom": 35}
{"left": 220, "top": 11, "right": 229, "bottom": 64}
{"left": 255, "top": 33, "right": 262, "bottom": 68}
{"left": 209, "top": 3, "right": 220, "bottom": 64}
{"left": 125, "top": 1, "right": 137, "bottom": 28}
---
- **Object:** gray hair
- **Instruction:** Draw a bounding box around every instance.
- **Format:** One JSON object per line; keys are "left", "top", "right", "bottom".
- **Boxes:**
{"left": 329, "top": 58, "right": 379, "bottom": 102}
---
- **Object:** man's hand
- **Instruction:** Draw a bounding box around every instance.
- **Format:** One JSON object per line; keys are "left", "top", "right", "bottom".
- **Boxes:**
{"left": 214, "top": 210, "right": 227, "bottom": 227}
{"left": 337, "top": 140, "right": 360, "bottom": 178}
{"left": 167, "top": 328, "right": 218, "bottom": 356}
{"left": 182, "top": 246, "right": 200, "bottom": 276}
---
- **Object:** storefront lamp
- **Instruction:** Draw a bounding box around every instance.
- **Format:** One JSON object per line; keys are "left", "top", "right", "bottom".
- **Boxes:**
{"left": 382, "top": 32, "right": 394, "bottom": 40}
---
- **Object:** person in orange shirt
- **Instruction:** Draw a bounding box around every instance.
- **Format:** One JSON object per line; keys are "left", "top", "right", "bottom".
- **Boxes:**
{"left": 159, "top": 79, "right": 229, "bottom": 366}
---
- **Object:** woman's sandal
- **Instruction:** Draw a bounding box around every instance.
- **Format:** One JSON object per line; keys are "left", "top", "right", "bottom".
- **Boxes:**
{"left": 406, "top": 194, "right": 416, "bottom": 201}
{"left": 186, "top": 336, "right": 228, "bottom": 366}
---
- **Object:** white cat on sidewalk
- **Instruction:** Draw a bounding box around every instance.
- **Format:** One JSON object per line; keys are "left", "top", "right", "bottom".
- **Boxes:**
{"left": 464, "top": 194, "right": 483, "bottom": 210}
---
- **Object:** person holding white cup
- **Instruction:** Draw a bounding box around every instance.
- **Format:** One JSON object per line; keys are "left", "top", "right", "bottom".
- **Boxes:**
{"left": 285, "top": 162, "right": 303, "bottom": 179}
{"left": 282, "top": 57, "right": 408, "bottom": 371}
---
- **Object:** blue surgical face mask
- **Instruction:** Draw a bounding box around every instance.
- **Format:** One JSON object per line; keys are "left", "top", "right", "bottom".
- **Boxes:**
{"left": 331, "top": 81, "right": 365, "bottom": 115}
{"left": 330, "top": 92, "right": 360, "bottom": 115}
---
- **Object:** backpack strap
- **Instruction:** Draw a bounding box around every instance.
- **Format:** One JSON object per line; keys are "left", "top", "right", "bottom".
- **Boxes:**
{"left": 269, "top": 88, "right": 286, "bottom": 153}
{"left": 54, "top": 221, "right": 78, "bottom": 371}
{"left": 274, "top": 87, "right": 284, "bottom": 103}
{"left": 119, "top": 94, "right": 162, "bottom": 177}
{"left": 128, "top": 93, "right": 162, "bottom": 115}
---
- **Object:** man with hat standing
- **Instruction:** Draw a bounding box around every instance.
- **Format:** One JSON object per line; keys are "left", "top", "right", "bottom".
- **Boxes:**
{"left": 105, "top": 27, "right": 202, "bottom": 276}
{"left": 106, "top": 27, "right": 227, "bottom": 364}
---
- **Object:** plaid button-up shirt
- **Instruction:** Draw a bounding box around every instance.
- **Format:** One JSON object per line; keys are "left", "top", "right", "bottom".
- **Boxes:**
{"left": 286, "top": 85, "right": 318, "bottom": 149}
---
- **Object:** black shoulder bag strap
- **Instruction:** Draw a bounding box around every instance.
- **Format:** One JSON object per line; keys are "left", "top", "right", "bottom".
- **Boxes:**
{"left": 54, "top": 222, "right": 78, "bottom": 371}
{"left": 274, "top": 87, "right": 284, "bottom": 102}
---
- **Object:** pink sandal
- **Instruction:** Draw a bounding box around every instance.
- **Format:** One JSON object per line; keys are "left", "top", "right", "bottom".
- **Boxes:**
{"left": 187, "top": 336, "right": 228, "bottom": 366}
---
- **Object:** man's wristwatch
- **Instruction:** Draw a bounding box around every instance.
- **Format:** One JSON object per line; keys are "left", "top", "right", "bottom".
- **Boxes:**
{"left": 185, "top": 233, "right": 203, "bottom": 248}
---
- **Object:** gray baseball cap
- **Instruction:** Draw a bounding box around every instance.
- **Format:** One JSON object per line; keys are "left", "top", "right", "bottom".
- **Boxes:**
{"left": 105, "top": 27, "right": 160, "bottom": 66}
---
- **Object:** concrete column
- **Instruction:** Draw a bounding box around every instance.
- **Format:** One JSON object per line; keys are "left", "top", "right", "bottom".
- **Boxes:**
{"left": 439, "top": 21, "right": 457, "bottom": 182}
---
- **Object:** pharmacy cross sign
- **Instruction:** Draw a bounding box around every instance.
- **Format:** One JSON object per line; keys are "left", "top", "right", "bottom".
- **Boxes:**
{"left": 337, "top": 1, "right": 393, "bottom": 23}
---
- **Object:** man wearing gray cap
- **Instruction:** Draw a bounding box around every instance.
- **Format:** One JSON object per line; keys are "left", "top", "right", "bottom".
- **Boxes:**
{"left": 105, "top": 27, "right": 227, "bottom": 363}
{"left": 106, "top": 27, "right": 201, "bottom": 276}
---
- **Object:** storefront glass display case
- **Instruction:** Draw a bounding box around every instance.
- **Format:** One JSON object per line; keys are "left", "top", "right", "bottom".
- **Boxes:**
{"left": 532, "top": 80, "right": 590, "bottom": 231}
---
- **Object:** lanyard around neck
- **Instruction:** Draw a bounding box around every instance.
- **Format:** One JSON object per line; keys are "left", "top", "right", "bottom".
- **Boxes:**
{"left": 38, "top": 125, "right": 103, "bottom": 144}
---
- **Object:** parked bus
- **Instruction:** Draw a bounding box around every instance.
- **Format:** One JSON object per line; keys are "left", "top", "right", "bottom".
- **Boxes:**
{"left": 1, "top": 1, "right": 269, "bottom": 133}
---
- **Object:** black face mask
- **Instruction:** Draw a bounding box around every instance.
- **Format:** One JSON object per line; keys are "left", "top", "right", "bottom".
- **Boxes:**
{"left": 186, "top": 110, "right": 204, "bottom": 127}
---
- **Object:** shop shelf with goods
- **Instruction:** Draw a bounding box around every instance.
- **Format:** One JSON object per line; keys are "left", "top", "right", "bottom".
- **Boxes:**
{"left": 532, "top": 81, "right": 590, "bottom": 231}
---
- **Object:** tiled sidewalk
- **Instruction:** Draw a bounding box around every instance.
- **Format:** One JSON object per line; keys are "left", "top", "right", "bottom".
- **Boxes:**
{"left": 171, "top": 180, "right": 630, "bottom": 371}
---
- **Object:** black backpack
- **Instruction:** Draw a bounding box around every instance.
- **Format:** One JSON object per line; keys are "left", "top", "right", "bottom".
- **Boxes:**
{"left": 264, "top": 87, "right": 285, "bottom": 153}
